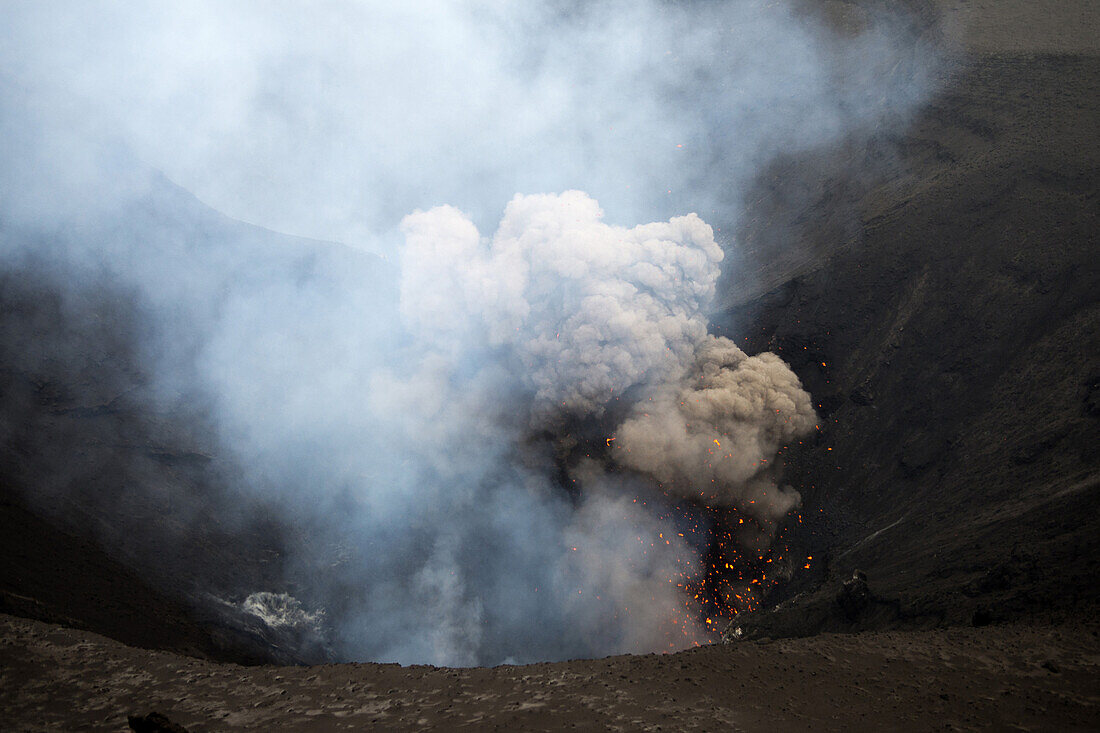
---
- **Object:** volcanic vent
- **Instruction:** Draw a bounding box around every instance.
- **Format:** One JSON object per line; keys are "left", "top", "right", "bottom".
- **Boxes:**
{"left": 357, "top": 190, "right": 818, "bottom": 660}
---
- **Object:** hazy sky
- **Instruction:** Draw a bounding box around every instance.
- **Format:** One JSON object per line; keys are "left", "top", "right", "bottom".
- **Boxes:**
{"left": 1, "top": 0, "right": 936, "bottom": 251}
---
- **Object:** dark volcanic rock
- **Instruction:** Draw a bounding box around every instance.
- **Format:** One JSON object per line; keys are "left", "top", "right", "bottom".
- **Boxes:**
{"left": 1083, "top": 375, "right": 1100, "bottom": 417}
{"left": 837, "top": 570, "right": 872, "bottom": 620}
{"left": 128, "top": 711, "right": 191, "bottom": 733}
{"left": 971, "top": 608, "right": 993, "bottom": 627}
{"left": 716, "top": 47, "right": 1100, "bottom": 634}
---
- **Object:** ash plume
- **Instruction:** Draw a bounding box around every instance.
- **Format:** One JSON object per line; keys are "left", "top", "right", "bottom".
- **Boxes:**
{"left": 615, "top": 337, "right": 817, "bottom": 522}
{"left": 0, "top": 1, "right": 940, "bottom": 665}
{"left": 397, "top": 192, "right": 814, "bottom": 520}
{"left": 381, "top": 191, "right": 813, "bottom": 661}
{"left": 398, "top": 191, "right": 721, "bottom": 418}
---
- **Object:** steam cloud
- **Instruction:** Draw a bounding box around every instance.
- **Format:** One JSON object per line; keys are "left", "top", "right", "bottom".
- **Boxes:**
{"left": 0, "top": 1, "right": 938, "bottom": 665}
{"left": 399, "top": 191, "right": 719, "bottom": 415}
{"left": 380, "top": 191, "right": 816, "bottom": 661}
{"left": 397, "top": 190, "right": 814, "bottom": 517}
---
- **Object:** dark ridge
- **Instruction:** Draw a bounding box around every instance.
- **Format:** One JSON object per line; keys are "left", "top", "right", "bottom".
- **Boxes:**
{"left": 714, "top": 51, "right": 1100, "bottom": 637}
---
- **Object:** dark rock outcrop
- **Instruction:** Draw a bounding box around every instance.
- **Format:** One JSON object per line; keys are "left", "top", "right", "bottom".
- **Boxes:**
{"left": 127, "top": 711, "right": 191, "bottom": 733}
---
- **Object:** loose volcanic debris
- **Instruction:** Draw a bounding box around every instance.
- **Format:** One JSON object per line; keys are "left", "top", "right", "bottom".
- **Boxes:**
{"left": 2, "top": 613, "right": 1097, "bottom": 731}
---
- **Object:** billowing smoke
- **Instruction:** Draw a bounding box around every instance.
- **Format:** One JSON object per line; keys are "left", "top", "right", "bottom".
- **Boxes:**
{"left": 397, "top": 190, "right": 814, "bottom": 519}
{"left": 0, "top": 1, "right": 939, "bottom": 665}
{"left": 616, "top": 338, "right": 817, "bottom": 520}
{"left": 378, "top": 191, "right": 816, "bottom": 661}
{"left": 399, "top": 191, "right": 719, "bottom": 416}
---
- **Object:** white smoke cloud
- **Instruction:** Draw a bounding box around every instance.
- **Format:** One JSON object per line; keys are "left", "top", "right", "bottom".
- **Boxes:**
{"left": 385, "top": 190, "right": 813, "bottom": 659}
{"left": 0, "top": 0, "right": 939, "bottom": 247}
{"left": 414, "top": 534, "right": 485, "bottom": 667}
{"left": 400, "top": 191, "right": 721, "bottom": 416}
{"left": 240, "top": 591, "right": 325, "bottom": 632}
{"left": 558, "top": 488, "right": 704, "bottom": 652}
{"left": 398, "top": 193, "right": 814, "bottom": 511}
{"left": 0, "top": 0, "right": 939, "bottom": 665}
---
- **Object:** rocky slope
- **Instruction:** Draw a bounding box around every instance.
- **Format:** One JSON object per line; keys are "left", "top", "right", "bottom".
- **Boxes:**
{"left": 712, "top": 6, "right": 1099, "bottom": 635}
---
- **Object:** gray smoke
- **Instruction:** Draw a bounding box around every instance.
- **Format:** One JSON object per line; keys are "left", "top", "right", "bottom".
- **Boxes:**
{"left": 398, "top": 192, "right": 720, "bottom": 416}
{"left": 0, "top": 1, "right": 939, "bottom": 665}
{"left": 616, "top": 337, "right": 818, "bottom": 521}
{"left": 386, "top": 191, "right": 815, "bottom": 662}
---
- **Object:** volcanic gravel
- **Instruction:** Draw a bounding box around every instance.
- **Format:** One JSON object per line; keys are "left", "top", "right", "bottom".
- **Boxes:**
{"left": 2, "top": 613, "right": 1097, "bottom": 731}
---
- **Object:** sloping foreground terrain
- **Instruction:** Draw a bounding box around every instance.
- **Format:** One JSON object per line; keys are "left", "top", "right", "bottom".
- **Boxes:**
{"left": 1, "top": 612, "right": 1097, "bottom": 731}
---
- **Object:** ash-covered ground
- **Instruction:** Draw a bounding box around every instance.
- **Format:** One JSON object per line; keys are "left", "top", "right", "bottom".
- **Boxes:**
{"left": 1, "top": 0, "right": 1098, "bottom": 729}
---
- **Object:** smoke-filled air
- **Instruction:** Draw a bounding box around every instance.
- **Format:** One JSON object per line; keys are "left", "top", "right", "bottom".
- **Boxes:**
{"left": 0, "top": 1, "right": 937, "bottom": 664}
